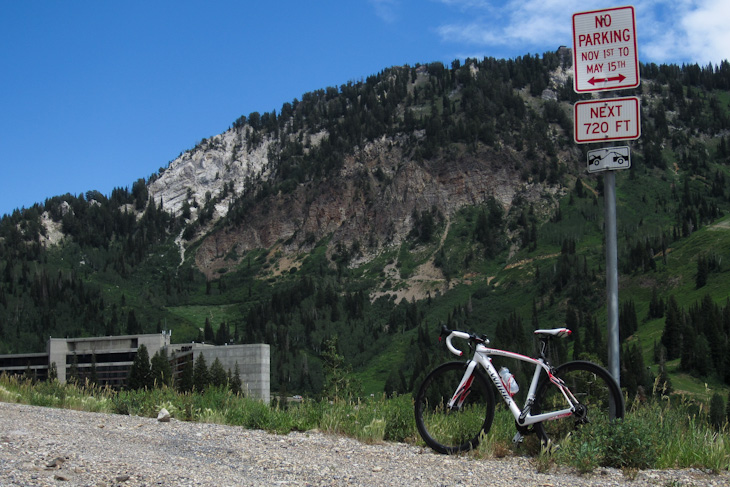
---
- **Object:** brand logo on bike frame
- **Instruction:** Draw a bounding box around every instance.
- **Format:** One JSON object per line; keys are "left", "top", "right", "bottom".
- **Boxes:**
{"left": 486, "top": 364, "right": 513, "bottom": 402}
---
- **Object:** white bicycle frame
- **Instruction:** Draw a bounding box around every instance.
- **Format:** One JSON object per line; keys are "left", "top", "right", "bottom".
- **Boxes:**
{"left": 445, "top": 331, "right": 578, "bottom": 428}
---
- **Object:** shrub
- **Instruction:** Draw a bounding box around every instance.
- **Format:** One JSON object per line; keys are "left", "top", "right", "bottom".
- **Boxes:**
{"left": 567, "top": 439, "right": 602, "bottom": 474}
{"left": 287, "top": 400, "right": 325, "bottom": 432}
{"left": 382, "top": 394, "right": 415, "bottom": 442}
{"left": 559, "top": 415, "right": 660, "bottom": 471}
{"left": 600, "top": 417, "right": 661, "bottom": 469}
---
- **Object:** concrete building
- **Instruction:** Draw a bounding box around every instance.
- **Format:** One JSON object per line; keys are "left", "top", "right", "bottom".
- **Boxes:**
{"left": 47, "top": 333, "right": 172, "bottom": 388}
{"left": 168, "top": 342, "right": 270, "bottom": 403}
{"left": 0, "top": 333, "right": 270, "bottom": 403}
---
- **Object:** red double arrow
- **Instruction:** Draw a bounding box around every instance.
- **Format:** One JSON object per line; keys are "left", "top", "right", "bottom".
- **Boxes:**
{"left": 588, "top": 74, "right": 627, "bottom": 86}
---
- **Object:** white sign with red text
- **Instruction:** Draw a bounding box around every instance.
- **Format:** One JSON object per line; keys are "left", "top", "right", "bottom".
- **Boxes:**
{"left": 572, "top": 6, "right": 639, "bottom": 93}
{"left": 574, "top": 96, "right": 641, "bottom": 144}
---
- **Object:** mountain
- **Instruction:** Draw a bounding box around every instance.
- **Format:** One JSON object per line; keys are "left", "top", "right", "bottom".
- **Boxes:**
{"left": 147, "top": 59, "right": 578, "bottom": 280}
{"left": 1, "top": 51, "right": 730, "bottom": 400}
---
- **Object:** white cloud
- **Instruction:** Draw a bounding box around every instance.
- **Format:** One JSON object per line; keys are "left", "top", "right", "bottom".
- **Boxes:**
{"left": 679, "top": 0, "right": 730, "bottom": 64}
{"left": 436, "top": 0, "right": 729, "bottom": 64}
{"left": 370, "top": 0, "right": 400, "bottom": 23}
{"left": 437, "top": 0, "right": 591, "bottom": 50}
{"left": 437, "top": 23, "right": 502, "bottom": 46}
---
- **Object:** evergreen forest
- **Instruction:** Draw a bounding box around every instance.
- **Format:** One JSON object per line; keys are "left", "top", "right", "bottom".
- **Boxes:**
{"left": 2, "top": 51, "right": 730, "bottom": 406}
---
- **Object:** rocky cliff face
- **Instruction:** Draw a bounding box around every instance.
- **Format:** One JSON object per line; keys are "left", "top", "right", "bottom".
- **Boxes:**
{"left": 146, "top": 63, "right": 572, "bottom": 279}
{"left": 182, "top": 135, "right": 563, "bottom": 278}
{"left": 148, "top": 128, "right": 275, "bottom": 219}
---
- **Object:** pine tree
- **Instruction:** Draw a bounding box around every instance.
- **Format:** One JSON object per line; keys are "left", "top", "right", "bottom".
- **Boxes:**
{"left": 209, "top": 357, "right": 228, "bottom": 388}
{"left": 193, "top": 353, "right": 210, "bottom": 392}
{"left": 230, "top": 362, "right": 243, "bottom": 396}
{"left": 709, "top": 393, "right": 726, "bottom": 430}
{"left": 649, "top": 287, "right": 664, "bottom": 319}
{"left": 620, "top": 299, "right": 638, "bottom": 342}
{"left": 127, "top": 344, "right": 152, "bottom": 390}
{"left": 572, "top": 326, "right": 583, "bottom": 361}
{"left": 696, "top": 254, "right": 709, "bottom": 288}
{"left": 693, "top": 334, "right": 712, "bottom": 376}
{"left": 384, "top": 368, "right": 407, "bottom": 397}
{"left": 48, "top": 362, "right": 58, "bottom": 381}
{"left": 661, "top": 296, "right": 682, "bottom": 360}
{"left": 574, "top": 177, "right": 585, "bottom": 198}
{"left": 151, "top": 348, "right": 173, "bottom": 388}
{"left": 322, "top": 336, "right": 360, "bottom": 401}
{"left": 215, "top": 322, "right": 230, "bottom": 345}
{"left": 177, "top": 358, "right": 194, "bottom": 393}
{"left": 204, "top": 318, "right": 214, "bottom": 343}
{"left": 621, "top": 343, "right": 652, "bottom": 400}
{"left": 126, "top": 309, "right": 142, "bottom": 335}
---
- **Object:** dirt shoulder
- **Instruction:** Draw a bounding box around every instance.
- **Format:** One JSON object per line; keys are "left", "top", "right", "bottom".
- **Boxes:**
{"left": 0, "top": 402, "right": 726, "bottom": 486}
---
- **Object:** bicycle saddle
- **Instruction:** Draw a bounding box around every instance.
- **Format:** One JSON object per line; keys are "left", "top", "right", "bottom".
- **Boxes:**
{"left": 533, "top": 328, "right": 572, "bottom": 338}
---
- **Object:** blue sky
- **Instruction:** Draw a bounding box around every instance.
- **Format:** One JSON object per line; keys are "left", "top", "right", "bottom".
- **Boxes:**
{"left": 1, "top": 0, "right": 728, "bottom": 217}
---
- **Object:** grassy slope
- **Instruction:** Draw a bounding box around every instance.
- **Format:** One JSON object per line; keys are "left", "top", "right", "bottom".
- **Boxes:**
{"left": 70, "top": 145, "right": 730, "bottom": 401}
{"left": 356, "top": 163, "right": 730, "bottom": 399}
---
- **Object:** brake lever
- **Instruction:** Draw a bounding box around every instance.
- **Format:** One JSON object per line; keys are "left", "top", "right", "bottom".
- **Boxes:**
{"left": 438, "top": 324, "right": 451, "bottom": 342}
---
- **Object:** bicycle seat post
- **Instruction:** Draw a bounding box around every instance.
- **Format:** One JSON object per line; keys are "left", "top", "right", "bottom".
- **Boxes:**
{"left": 538, "top": 336, "right": 550, "bottom": 362}
{"left": 533, "top": 328, "right": 571, "bottom": 364}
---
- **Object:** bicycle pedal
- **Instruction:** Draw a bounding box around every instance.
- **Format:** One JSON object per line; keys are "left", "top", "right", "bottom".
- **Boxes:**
{"left": 512, "top": 432, "right": 524, "bottom": 444}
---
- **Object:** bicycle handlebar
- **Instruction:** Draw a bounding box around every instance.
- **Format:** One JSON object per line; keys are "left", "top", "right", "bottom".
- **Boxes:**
{"left": 440, "top": 325, "right": 489, "bottom": 357}
{"left": 445, "top": 330, "right": 471, "bottom": 356}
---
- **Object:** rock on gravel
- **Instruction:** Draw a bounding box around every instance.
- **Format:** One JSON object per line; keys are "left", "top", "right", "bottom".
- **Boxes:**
{"left": 0, "top": 402, "right": 727, "bottom": 486}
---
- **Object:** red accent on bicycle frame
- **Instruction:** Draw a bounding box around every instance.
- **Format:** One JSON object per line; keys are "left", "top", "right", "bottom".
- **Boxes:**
{"left": 453, "top": 375, "right": 475, "bottom": 408}
{"left": 546, "top": 411, "right": 573, "bottom": 421}
{"left": 548, "top": 371, "right": 563, "bottom": 387}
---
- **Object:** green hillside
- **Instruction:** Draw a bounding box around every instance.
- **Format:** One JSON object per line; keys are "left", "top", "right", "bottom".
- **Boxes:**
{"left": 1, "top": 53, "right": 730, "bottom": 404}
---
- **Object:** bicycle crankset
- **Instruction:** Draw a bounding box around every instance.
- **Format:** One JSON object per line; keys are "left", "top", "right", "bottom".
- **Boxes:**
{"left": 573, "top": 403, "right": 589, "bottom": 424}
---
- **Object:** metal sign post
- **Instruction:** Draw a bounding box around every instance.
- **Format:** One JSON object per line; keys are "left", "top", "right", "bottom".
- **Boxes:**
{"left": 603, "top": 171, "right": 620, "bottom": 386}
{"left": 572, "top": 5, "right": 641, "bottom": 387}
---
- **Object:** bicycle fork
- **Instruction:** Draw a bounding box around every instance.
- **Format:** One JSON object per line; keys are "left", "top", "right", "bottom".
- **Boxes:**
{"left": 447, "top": 360, "right": 478, "bottom": 410}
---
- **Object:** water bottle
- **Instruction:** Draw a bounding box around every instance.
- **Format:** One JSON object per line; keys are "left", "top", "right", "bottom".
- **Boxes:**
{"left": 499, "top": 367, "right": 519, "bottom": 396}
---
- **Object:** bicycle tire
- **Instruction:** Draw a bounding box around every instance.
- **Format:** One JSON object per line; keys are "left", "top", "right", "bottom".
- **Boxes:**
{"left": 533, "top": 360, "right": 624, "bottom": 446}
{"left": 414, "top": 361, "right": 495, "bottom": 454}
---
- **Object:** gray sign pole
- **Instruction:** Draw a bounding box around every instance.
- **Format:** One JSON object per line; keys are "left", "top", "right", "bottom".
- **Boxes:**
{"left": 573, "top": 4, "right": 640, "bottom": 388}
{"left": 604, "top": 170, "right": 620, "bottom": 386}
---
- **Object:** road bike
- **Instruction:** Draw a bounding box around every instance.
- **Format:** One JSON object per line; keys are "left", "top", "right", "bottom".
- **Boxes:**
{"left": 414, "top": 325, "right": 624, "bottom": 454}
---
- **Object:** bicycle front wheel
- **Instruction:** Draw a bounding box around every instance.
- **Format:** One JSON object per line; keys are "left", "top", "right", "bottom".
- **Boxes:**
{"left": 534, "top": 360, "right": 624, "bottom": 446}
{"left": 414, "top": 361, "right": 495, "bottom": 454}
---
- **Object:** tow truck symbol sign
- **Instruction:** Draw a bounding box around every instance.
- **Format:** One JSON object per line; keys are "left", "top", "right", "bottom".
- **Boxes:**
{"left": 587, "top": 146, "right": 631, "bottom": 173}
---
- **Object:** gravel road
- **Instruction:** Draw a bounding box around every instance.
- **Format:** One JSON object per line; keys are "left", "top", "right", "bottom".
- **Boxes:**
{"left": 0, "top": 402, "right": 727, "bottom": 486}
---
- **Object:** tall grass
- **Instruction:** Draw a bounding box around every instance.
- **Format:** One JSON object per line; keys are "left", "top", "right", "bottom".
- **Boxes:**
{"left": 553, "top": 392, "right": 730, "bottom": 474}
{"left": 1, "top": 373, "right": 728, "bottom": 472}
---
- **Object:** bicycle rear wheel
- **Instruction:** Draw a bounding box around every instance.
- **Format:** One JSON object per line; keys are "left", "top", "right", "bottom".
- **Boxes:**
{"left": 414, "top": 361, "right": 495, "bottom": 454}
{"left": 534, "top": 360, "right": 624, "bottom": 446}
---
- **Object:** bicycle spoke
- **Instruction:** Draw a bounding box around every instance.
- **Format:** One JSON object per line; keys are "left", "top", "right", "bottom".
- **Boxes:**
{"left": 534, "top": 361, "right": 624, "bottom": 446}
{"left": 415, "top": 362, "right": 495, "bottom": 454}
